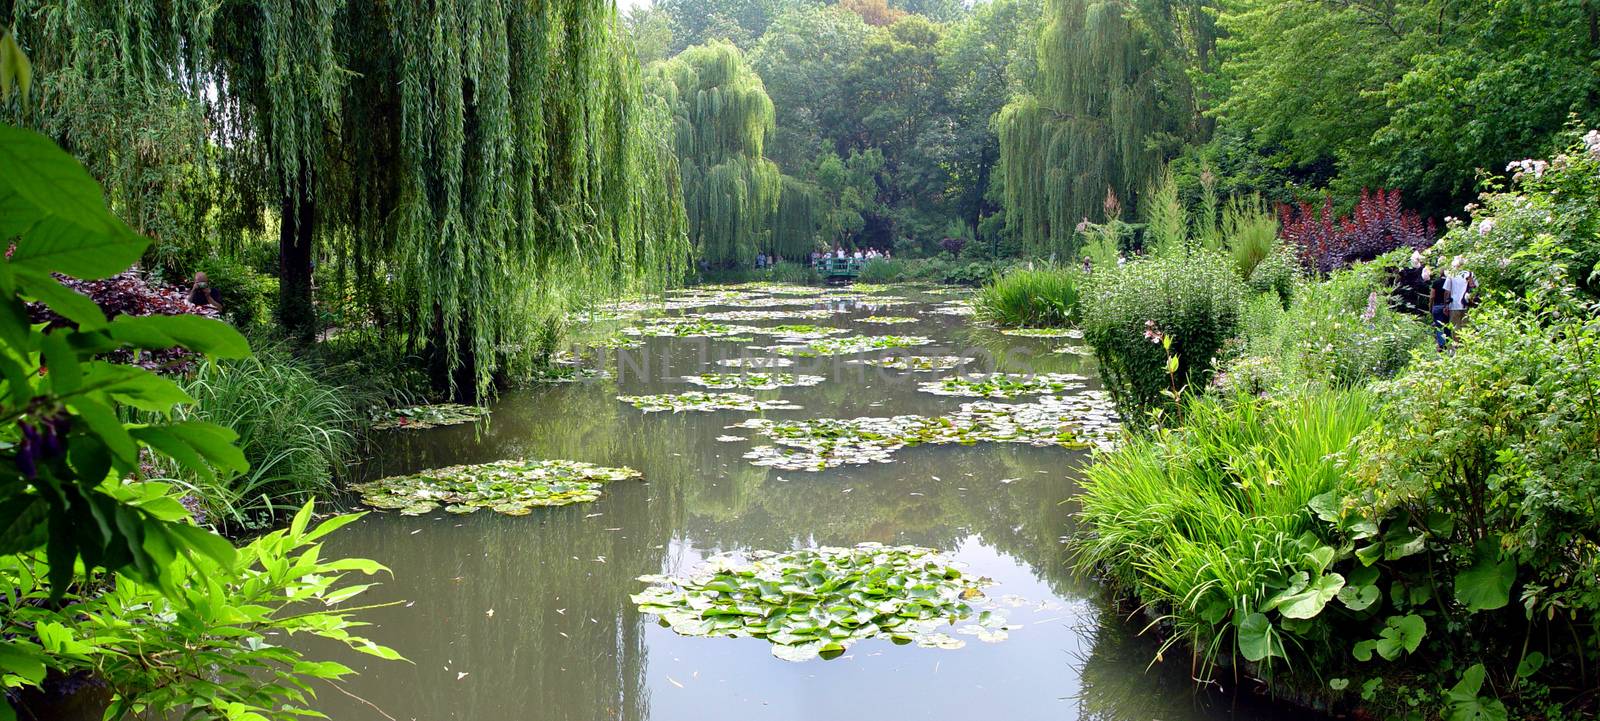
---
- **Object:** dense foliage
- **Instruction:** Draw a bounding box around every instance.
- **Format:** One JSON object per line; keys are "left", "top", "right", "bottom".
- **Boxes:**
{"left": 1075, "top": 131, "right": 1600, "bottom": 718}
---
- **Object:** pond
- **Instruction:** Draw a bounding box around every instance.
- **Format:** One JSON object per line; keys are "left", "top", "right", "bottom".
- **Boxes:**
{"left": 311, "top": 284, "right": 1305, "bottom": 721}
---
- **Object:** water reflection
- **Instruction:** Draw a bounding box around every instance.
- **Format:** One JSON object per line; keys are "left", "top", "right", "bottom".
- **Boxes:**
{"left": 314, "top": 287, "right": 1306, "bottom": 721}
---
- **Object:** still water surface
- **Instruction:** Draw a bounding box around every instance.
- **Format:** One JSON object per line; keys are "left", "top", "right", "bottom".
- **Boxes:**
{"left": 310, "top": 285, "right": 1303, "bottom": 721}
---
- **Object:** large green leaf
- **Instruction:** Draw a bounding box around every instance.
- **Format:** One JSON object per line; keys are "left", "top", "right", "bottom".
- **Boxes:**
{"left": 1236, "top": 612, "right": 1283, "bottom": 662}
{"left": 0, "top": 28, "right": 31, "bottom": 105}
{"left": 1372, "top": 614, "right": 1426, "bottom": 660}
{"left": 0, "top": 123, "right": 148, "bottom": 279}
{"left": 1454, "top": 541, "right": 1515, "bottom": 612}
{"left": 108, "top": 314, "right": 252, "bottom": 359}
{"left": 1446, "top": 664, "right": 1508, "bottom": 721}
{"left": 1275, "top": 572, "right": 1345, "bottom": 619}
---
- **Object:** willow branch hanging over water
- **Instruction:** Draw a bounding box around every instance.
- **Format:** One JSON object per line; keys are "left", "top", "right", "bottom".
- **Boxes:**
{"left": 996, "top": 0, "right": 1209, "bottom": 258}
{"left": 5, "top": 0, "right": 690, "bottom": 400}
{"left": 648, "top": 41, "right": 783, "bottom": 268}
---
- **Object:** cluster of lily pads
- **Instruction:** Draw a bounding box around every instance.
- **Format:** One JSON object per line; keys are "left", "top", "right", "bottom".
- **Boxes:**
{"left": 371, "top": 403, "right": 488, "bottom": 430}
{"left": 998, "top": 327, "right": 1084, "bottom": 339}
{"left": 917, "top": 372, "right": 1087, "bottom": 399}
{"left": 625, "top": 318, "right": 762, "bottom": 338}
{"left": 858, "top": 315, "right": 917, "bottom": 325}
{"left": 772, "top": 334, "right": 933, "bottom": 357}
{"left": 716, "top": 356, "right": 795, "bottom": 369}
{"left": 529, "top": 365, "right": 610, "bottom": 384}
{"left": 352, "top": 459, "right": 640, "bottom": 516}
{"left": 725, "top": 391, "right": 1122, "bottom": 471}
{"left": 751, "top": 324, "right": 849, "bottom": 342}
{"left": 683, "top": 372, "right": 826, "bottom": 390}
{"left": 618, "top": 391, "right": 802, "bottom": 413}
{"left": 846, "top": 355, "right": 974, "bottom": 372}
{"left": 1053, "top": 344, "right": 1093, "bottom": 356}
{"left": 631, "top": 543, "right": 1009, "bottom": 662}
{"left": 700, "top": 309, "right": 834, "bottom": 322}
{"left": 927, "top": 300, "right": 975, "bottom": 316}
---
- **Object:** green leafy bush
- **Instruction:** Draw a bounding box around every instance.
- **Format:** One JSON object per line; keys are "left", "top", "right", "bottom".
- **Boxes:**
{"left": 1221, "top": 263, "right": 1430, "bottom": 392}
{"left": 197, "top": 255, "right": 277, "bottom": 330}
{"left": 973, "top": 264, "right": 1083, "bottom": 327}
{"left": 156, "top": 348, "right": 358, "bottom": 529}
{"left": 1, "top": 504, "right": 401, "bottom": 721}
{"left": 1081, "top": 250, "right": 1245, "bottom": 417}
{"left": 857, "top": 258, "right": 908, "bottom": 283}
{"left": 1074, "top": 390, "right": 1378, "bottom": 681}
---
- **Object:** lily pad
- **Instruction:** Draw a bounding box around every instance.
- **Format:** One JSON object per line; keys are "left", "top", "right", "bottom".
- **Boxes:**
{"left": 371, "top": 403, "right": 488, "bottom": 430}
{"left": 847, "top": 355, "right": 975, "bottom": 372}
{"left": 618, "top": 391, "right": 802, "bottom": 413}
{"left": 728, "top": 392, "right": 1122, "bottom": 471}
{"left": 918, "top": 373, "right": 1088, "bottom": 399}
{"left": 631, "top": 543, "right": 1004, "bottom": 662}
{"left": 352, "top": 459, "right": 640, "bottom": 516}
{"left": 625, "top": 319, "right": 763, "bottom": 338}
{"left": 716, "top": 356, "right": 796, "bottom": 369}
{"left": 997, "top": 327, "right": 1083, "bottom": 339}
{"left": 858, "top": 315, "right": 917, "bottom": 324}
{"left": 1052, "top": 344, "right": 1093, "bottom": 355}
{"left": 683, "top": 372, "right": 826, "bottom": 390}
{"left": 700, "top": 309, "right": 835, "bottom": 322}
{"left": 927, "top": 300, "right": 975, "bottom": 317}
{"left": 772, "top": 334, "right": 934, "bottom": 357}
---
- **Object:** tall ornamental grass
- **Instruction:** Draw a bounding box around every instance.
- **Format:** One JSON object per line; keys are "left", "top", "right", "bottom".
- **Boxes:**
{"left": 161, "top": 348, "right": 358, "bottom": 529}
{"left": 973, "top": 264, "right": 1084, "bottom": 327}
{"left": 1074, "top": 389, "right": 1378, "bottom": 679}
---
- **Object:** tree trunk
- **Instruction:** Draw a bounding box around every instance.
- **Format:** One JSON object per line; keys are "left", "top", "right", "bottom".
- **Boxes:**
{"left": 278, "top": 169, "right": 316, "bottom": 344}
{"left": 426, "top": 305, "right": 480, "bottom": 404}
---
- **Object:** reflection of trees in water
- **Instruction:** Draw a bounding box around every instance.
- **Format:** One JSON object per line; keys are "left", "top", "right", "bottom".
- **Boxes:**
{"left": 322, "top": 377, "right": 678, "bottom": 721}
{"left": 1072, "top": 596, "right": 1296, "bottom": 721}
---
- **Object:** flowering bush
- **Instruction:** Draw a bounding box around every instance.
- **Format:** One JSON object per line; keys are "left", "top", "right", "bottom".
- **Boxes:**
{"left": 1278, "top": 189, "right": 1435, "bottom": 274}
{"left": 1432, "top": 128, "right": 1600, "bottom": 310}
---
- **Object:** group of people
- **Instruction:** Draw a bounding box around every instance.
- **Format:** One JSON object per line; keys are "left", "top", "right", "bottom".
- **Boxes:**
{"left": 810, "top": 247, "right": 891, "bottom": 263}
{"left": 1402, "top": 250, "right": 1475, "bottom": 352}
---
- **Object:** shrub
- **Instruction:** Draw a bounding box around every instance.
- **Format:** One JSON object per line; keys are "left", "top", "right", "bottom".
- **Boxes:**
{"left": 1223, "top": 194, "right": 1281, "bottom": 279}
{"left": 197, "top": 255, "right": 278, "bottom": 331}
{"left": 1245, "top": 245, "right": 1299, "bottom": 307}
{"left": 857, "top": 258, "right": 907, "bottom": 283}
{"left": 1081, "top": 250, "right": 1245, "bottom": 418}
{"left": 1074, "top": 389, "right": 1379, "bottom": 682}
{"left": 973, "top": 264, "right": 1083, "bottom": 327}
{"left": 769, "top": 260, "right": 819, "bottom": 285}
{"left": 1432, "top": 128, "right": 1600, "bottom": 309}
{"left": 1279, "top": 189, "right": 1435, "bottom": 274}
{"left": 1222, "top": 264, "right": 1431, "bottom": 392}
{"left": 157, "top": 348, "right": 358, "bottom": 529}
{"left": 1, "top": 505, "right": 401, "bottom": 721}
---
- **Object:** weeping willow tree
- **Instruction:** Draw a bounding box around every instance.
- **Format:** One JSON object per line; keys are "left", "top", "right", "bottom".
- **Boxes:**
{"left": 5, "top": 0, "right": 689, "bottom": 400}
{"left": 996, "top": 0, "right": 1205, "bottom": 258}
{"left": 649, "top": 41, "right": 781, "bottom": 268}
{"left": 772, "top": 174, "right": 822, "bottom": 260}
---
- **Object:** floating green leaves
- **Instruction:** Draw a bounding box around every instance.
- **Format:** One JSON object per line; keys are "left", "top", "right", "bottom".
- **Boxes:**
{"left": 353, "top": 459, "right": 640, "bottom": 516}
{"left": 625, "top": 318, "right": 762, "bottom": 338}
{"left": 371, "top": 403, "right": 488, "bottom": 430}
{"left": 928, "top": 300, "right": 975, "bottom": 316}
{"left": 684, "top": 372, "right": 826, "bottom": 390}
{"left": 727, "top": 392, "right": 1121, "bottom": 471}
{"left": 631, "top": 544, "right": 1008, "bottom": 662}
{"left": 847, "top": 355, "right": 975, "bottom": 372}
{"left": 717, "top": 356, "right": 795, "bottom": 369}
{"left": 751, "top": 324, "right": 850, "bottom": 342}
{"left": 858, "top": 315, "right": 917, "bottom": 325}
{"left": 1052, "top": 344, "right": 1093, "bottom": 355}
{"left": 772, "top": 335, "right": 934, "bottom": 357}
{"left": 918, "top": 373, "right": 1088, "bottom": 399}
{"left": 997, "top": 327, "right": 1083, "bottom": 339}
{"left": 618, "top": 391, "right": 802, "bottom": 413}
{"left": 700, "top": 309, "right": 835, "bottom": 322}
{"left": 529, "top": 365, "right": 609, "bottom": 384}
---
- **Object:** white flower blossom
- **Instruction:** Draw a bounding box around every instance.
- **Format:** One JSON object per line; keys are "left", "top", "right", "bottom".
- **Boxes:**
{"left": 1478, "top": 218, "right": 1495, "bottom": 235}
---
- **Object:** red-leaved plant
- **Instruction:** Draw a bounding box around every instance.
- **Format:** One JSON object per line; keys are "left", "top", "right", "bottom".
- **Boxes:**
{"left": 1278, "top": 189, "right": 1435, "bottom": 274}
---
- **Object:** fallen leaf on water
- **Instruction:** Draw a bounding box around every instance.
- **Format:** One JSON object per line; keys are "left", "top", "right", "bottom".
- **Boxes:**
{"left": 457, "top": 672, "right": 469, "bottom": 680}
{"left": 485, "top": 609, "right": 494, "bottom": 617}
{"left": 667, "top": 676, "right": 685, "bottom": 689}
